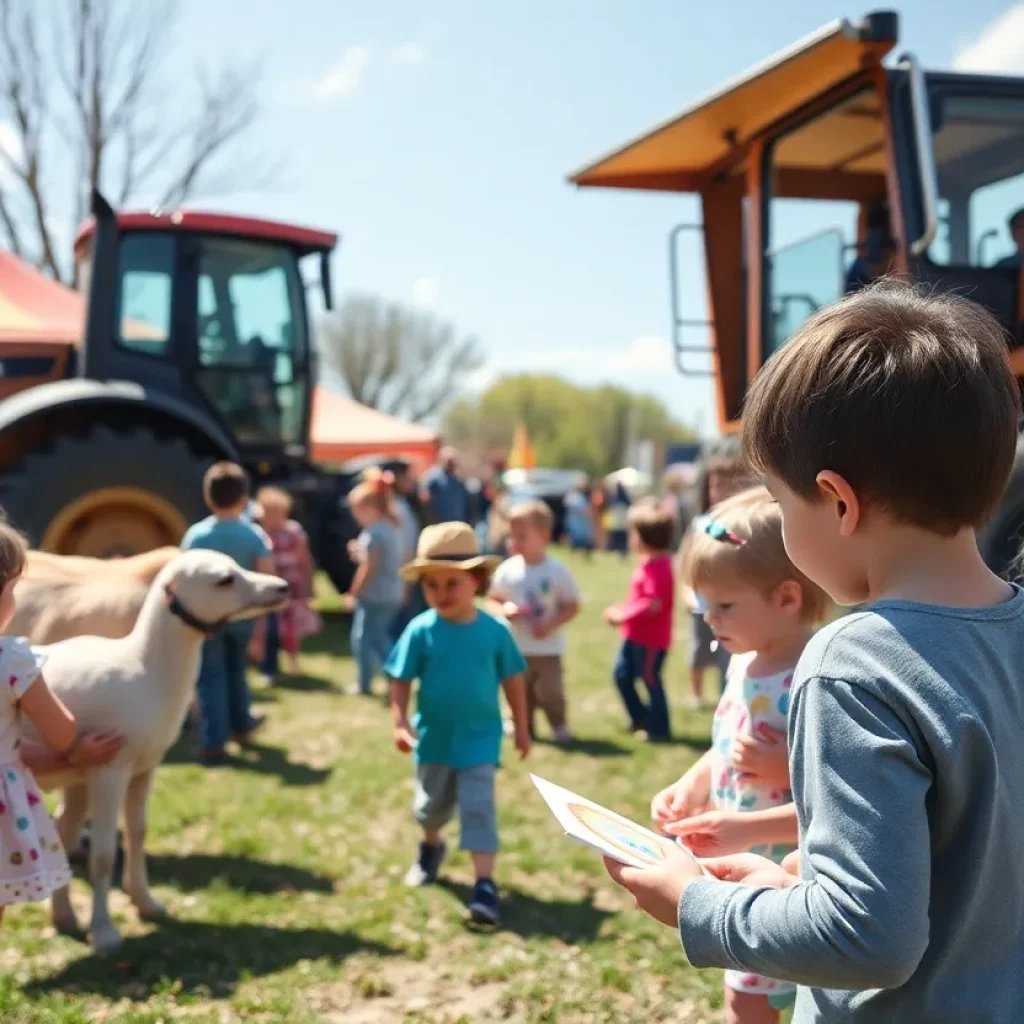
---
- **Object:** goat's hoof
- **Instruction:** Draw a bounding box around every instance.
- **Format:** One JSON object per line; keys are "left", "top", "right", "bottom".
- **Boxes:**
{"left": 53, "top": 913, "right": 83, "bottom": 937}
{"left": 136, "top": 898, "right": 168, "bottom": 921}
{"left": 90, "top": 926, "right": 123, "bottom": 955}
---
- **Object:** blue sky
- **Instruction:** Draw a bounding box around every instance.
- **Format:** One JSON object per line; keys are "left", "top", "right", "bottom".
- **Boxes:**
{"left": 178, "top": 0, "right": 1024, "bottom": 435}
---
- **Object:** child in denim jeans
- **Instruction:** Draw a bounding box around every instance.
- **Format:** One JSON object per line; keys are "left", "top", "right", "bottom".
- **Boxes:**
{"left": 346, "top": 474, "right": 403, "bottom": 695}
{"left": 181, "top": 462, "right": 273, "bottom": 765}
{"left": 604, "top": 501, "right": 675, "bottom": 741}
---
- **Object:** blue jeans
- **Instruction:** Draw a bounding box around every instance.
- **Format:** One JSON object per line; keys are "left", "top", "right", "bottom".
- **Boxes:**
{"left": 613, "top": 640, "right": 671, "bottom": 739}
{"left": 261, "top": 613, "right": 280, "bottom": 676}
{"left": 197, "top": 622, "right": 257, "bottom": 750}
{"left": 352, "top": 600, "right": 399, "bottom": 693}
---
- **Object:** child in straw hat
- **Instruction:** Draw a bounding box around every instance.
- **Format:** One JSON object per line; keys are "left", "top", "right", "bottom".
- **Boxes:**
{"left": 385, "top": 522, "right": 530, "bottom": 926}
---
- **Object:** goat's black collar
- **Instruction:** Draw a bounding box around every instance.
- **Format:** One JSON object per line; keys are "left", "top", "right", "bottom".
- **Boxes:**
{"left": 164, "top": 584, "right": 226, "bottom": 636}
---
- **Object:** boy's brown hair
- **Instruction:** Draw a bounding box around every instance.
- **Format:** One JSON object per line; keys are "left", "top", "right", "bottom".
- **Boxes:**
{"left": 682, "top": 486, "right": 829, "bottom": 623}
{"left": 506, "top": 499, "right": 554, "bottom": 534}
{"left": 628, "top": 498, "right": 674, "bottom": 552}
{"left": 742, "top": 281, "right": 1021, "bottom": 534}
{"left": 0, "top": 514, "right": 27, "bottom": 590}
{"left": 203, "top": 461, "right": 250, "bottom": 512}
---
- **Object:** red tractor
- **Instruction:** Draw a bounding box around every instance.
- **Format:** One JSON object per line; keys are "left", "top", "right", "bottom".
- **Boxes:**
{"left": 0, "top": 192, "right": 356, "bottom": 591}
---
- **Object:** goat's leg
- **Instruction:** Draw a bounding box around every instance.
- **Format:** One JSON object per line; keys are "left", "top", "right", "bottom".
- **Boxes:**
{"left": 86, "top": 768, "right": 130, "bottom": 954}
{"left": 122, "top": 769, "right": 164, "bottom": 920}
{"left": 51, "top": 784, "right": 88, "bottom": 935}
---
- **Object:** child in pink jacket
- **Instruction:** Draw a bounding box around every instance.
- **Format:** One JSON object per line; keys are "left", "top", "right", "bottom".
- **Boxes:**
{"left": 603, "top": 500, "right": 675, "bottom": 741}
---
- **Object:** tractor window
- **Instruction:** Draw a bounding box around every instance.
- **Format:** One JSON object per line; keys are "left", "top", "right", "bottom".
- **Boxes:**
{"left": 194, "top": 238, "right": 309, "bottom": 448}
{"left": 927, "top": 93, "right": 1024, "bottom": 267}
{"left": 116, "top": 233, "right": 173, "bottom": 357}
{"left": 763, "top": 87, "right": 886, "bottom": 361}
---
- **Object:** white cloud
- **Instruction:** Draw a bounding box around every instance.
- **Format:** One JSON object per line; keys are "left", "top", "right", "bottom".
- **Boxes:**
{"left": 412, "top": 275, "right": 440, "bottom": 308}
{"left": 315, "top": 45, "right": 371, "bottom": 99}
{"left": 391, "top": 41, "right": 426, "bottom": 68}
{"left": 953, "top": 5, "right": 1024, "bottom": 73}
{"left": 521, "top": 335, "right": 673, "bottom": 376}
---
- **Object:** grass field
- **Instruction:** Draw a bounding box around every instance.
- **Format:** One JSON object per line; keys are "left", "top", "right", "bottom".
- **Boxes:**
{"left": 0, "top": 552, "right": 740, "bottom": 1023}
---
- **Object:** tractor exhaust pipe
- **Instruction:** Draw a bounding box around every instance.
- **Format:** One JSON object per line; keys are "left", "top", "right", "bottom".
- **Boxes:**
{"left": 81, "top": 189, "right": 118, "bottom": 382}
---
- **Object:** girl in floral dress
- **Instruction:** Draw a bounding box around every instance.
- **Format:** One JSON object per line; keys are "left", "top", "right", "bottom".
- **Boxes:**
{"left": 649, "top": 487, "right": 829, "bottom": 1024}
{"left": 0, "top": 521, "right": 124, "bottom": 917}
{"left": 252, "top": 487, "right": 319, "bottom": 680}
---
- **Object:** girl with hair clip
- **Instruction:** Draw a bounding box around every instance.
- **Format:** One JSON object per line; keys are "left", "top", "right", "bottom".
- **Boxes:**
{"left": 346, "top": 470, "right": 405, "bottom": 695}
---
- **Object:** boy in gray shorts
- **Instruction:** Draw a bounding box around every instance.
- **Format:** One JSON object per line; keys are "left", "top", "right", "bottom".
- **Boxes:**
{"left": 386, "top": 522, "right": 530, "bottom": 926}
{"left": 606, "top": 282, "right": 1024, "bottom": 1021}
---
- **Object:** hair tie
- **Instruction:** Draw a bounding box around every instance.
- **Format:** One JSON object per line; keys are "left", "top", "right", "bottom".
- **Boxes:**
{"left": 695, "top": 514, "right": 747, "bottom": 547}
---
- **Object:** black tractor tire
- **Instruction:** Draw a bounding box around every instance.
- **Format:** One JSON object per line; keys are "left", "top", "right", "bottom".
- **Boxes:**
{"left": 0, "top": 425, "right": 212, "bottom": 556}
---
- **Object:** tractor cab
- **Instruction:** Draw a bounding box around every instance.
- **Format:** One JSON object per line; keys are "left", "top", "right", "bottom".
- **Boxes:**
{"left": 570, "top": 10, "right": 1024, "bottom": 435}
{"left": 75, "top": 193, "right": 337, "bottom": 470}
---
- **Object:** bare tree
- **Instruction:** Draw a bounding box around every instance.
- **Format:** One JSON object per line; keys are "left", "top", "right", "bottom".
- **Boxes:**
{"left": 0, "top": 0, "right": 268, "bottom": 282}
{"left": 319, "top": 294, "right": 485, "bottom": 423}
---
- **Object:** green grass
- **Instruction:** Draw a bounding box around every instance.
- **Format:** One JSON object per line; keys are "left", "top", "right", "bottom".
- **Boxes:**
{"left": 1, "top": 553, "right": 737, "bottom": 1022}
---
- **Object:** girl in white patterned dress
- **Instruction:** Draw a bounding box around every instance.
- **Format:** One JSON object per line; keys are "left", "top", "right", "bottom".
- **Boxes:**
{"left": 650, "top": 487, "right": 829, "bottom": 1024}
{"left": 0, "top": 523, "right": 124, "bottom": 918}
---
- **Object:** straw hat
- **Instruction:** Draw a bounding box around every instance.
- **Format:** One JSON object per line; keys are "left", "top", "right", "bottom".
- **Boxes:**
{"left": 400, "top": 522, "right": 500, "bottom": 582}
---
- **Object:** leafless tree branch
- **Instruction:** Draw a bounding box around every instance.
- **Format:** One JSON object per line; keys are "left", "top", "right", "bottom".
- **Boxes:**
{"left": 320, "top": 295, "right": 484, "bottom": 423}
{"left": 0, "top": 0, "right": 272, "bottom": 282}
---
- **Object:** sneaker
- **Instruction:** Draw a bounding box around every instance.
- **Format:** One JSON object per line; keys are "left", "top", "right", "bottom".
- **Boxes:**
{"left": 403, "top": 841, "right": 447, "bottom": 887}
{"left": 467, "top": 878, "right": 501, "bottom": 925}
{"left": 552, "top": 726, "right": 574, "bottom": 746}
{"left": 233, "top": 713, "right": 267, "bottom": 747}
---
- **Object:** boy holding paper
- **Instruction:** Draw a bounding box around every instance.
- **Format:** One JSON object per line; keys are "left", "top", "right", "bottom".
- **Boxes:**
{"left": 606, "top": 283, "right": 1024, "bottom": 1021}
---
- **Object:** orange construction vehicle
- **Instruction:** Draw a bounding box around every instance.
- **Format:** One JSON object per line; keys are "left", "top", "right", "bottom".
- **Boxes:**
{"left": 571, "top": 10, "right": 1024, "bottom": 573}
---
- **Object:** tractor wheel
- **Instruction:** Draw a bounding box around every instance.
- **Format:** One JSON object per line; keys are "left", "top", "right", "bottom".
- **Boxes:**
{"left": 0, "top": 426, "right": 212, "bottom": 557}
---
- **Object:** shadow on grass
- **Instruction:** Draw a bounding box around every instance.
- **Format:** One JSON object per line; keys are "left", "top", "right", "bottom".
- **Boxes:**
{"left": 438, "top": 879, "right": 613, "bottom": 942}
{"left": 533, "top": 736, "right": 630, "bottom": 758}
{"left": 28, "top": 919, "right": 395, "bottom": 1000}
{"left": 268, "top": 672, "right": 339, "bottom": 694}
{"left": 143, "top": 852, "right": 335, "bottom": 894}
{"left": 162, "top": 737, "right": 333, "bottom": 787}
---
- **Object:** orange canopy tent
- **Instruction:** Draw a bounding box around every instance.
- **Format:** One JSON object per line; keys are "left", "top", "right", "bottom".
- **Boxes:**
{"left": 0, "top": 251, "right": 438, "bottom": 469}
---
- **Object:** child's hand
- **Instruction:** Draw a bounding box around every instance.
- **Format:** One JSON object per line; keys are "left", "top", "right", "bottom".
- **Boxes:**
{"left": 651, "top": 779, "right": 707, "bottom": 829}
{"left": 603, "top": 605, "right": 622, "bottom": 626}
{"left": 700, "top": 852, "right": 799, "bottom": 890}
{"left": 393, "top": 724, "right": 417, "bottom": 754}
{"left": 663, "top": 810, "right": 754, "bottom": 857}
{"left": 514, "top": 726, "right": 531, "bottom": 759}
{"left": 603, "top": 842, "right": 703, "bottom": 927}
{"left": 530, "top": 619, "right": 556, "bottom": 640}
{"left": 730, "top": 725, "right": 789, "bottom": 787}
{"left": 502, "top": 602, "right": 526, "bottom": 620}
{"left": 347, "top": 540, "right": 363, "bottom": 562}
{"left": 66, "top": 731, "right": 126, "bottom": 768}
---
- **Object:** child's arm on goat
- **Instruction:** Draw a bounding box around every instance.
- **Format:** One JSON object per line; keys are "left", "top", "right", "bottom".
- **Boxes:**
{"left": 20, "top": 732, "right": 126, "bottom": 772}
{"left": 18, "top": 675, "right": 78, "bottom": 758}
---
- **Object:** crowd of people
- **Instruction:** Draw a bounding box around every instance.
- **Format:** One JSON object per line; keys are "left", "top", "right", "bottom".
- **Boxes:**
{"left": 1, "top": 281, "right": 1023, "bottom": 1020}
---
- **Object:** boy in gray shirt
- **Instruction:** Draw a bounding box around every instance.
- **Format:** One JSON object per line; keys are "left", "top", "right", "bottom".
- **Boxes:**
{"left": 605, "top": 282, "right": 1024, "bottom": 1022}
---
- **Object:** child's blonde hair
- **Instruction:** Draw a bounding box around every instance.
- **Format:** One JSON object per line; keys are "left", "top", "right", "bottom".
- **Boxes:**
{"left": 506, "top": 499, "right": 553, "bottom": 534}
{"left": 0, "top": 515, "right": 26, "bottom": 590}
{"left": 256, "top": 485, "right": 294, "bottom": 516}
{"left": 348, "top": 468, "right": 399, "bottom": 525}
{"left": 681, "top": 486, "right": 829, "bottom": 623}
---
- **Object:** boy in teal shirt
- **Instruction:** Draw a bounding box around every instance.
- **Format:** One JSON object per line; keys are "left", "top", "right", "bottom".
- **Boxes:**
{"left": 386, "top": 521, "right": 530, "bottom": 926}
{"left": 182, "top": 461, "right": 274, "bottom": 764}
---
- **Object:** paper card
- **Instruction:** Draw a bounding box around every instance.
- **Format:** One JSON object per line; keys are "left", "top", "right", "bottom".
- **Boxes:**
{"left": 530, "top": 774, "right": 697, "bottom": 871}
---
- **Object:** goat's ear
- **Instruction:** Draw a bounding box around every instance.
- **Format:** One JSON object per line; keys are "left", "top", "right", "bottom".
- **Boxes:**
{"left": 215, "top": 572, "right": 236, "bottom": 588}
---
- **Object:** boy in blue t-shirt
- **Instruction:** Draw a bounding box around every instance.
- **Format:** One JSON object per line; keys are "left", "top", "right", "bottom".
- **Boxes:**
{"left": 385, "top": 521, "right": 529, "bottom": 926}
{"left": 182, "top": 461, "right": 274, "bottom": 765}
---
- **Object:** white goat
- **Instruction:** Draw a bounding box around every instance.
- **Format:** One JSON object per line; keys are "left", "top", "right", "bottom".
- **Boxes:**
{"left": 9, "top": 547, "right": 179, "bottom": 645}
{"left": 30, "top": 549, "right": 288, "bottom": 953}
